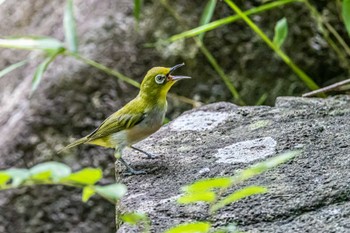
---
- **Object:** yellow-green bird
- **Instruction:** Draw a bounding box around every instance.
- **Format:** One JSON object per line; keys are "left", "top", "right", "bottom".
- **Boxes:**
{"left": 59, "top": 63, "right": 190, "bottom": 175}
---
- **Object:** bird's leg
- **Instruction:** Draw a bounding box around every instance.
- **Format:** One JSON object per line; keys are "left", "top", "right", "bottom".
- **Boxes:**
{"left": 114, "top": 148, "right": 146, "bottom": 175}
{"left": 130, "top": 146, "right": 156, "bottom": 159}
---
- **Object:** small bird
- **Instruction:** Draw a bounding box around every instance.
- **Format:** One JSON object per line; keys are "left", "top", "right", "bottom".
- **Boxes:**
{"left": 59, "top": 63, "right": 191, "bottom": 175}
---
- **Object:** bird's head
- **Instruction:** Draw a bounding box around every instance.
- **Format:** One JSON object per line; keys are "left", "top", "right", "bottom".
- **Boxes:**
{"left": 140, "top": 63, "right": 191, "bottom": 100}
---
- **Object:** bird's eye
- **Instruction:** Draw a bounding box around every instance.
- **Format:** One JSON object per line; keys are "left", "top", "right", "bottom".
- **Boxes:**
{"left": 155, "top": 74, "right": 166, "bottom": 84}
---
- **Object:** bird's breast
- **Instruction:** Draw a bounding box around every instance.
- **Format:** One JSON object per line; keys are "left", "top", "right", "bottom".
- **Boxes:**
{"left": 125, "top": 106, "right": 166, "bottom": 145}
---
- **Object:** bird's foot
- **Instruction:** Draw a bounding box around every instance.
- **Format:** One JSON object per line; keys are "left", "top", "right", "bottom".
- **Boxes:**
{"left": 118, "top": 157, "right": 147, "bottom": 176}
{"left": 123, "top": 168, "right": 147, "bottom": 176}
{"left": 130, "top": 146, "right": 157, "bottom": 159}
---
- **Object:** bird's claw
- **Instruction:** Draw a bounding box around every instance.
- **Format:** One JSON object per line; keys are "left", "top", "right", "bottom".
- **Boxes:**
{"left": 123, "top": 169, "right": 147, "bottom": 176}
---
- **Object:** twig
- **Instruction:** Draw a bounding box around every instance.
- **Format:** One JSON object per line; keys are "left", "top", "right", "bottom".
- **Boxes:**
{"left": 302, "top": 78, "right": 350, "bottom": 97}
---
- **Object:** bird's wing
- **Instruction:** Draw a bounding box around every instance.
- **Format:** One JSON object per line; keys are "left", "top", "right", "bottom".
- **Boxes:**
{"left": 87, "top": 111, "right": 146, "bottom": 141}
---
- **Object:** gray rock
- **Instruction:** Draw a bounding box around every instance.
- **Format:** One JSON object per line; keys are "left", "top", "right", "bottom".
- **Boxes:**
{"left": 117, "top": 96, "right": 350, "bottom": 233}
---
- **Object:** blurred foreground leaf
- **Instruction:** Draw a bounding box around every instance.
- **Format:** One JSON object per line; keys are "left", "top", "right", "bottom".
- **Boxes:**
{"left": 232, "top": 150, "right": 300, "bottom": 183}
{"left": 62, "top": 168, "right": 102, "bottom": 185}
{"left": 0, "top": 173, "right": 11, "bottom": 186}
{"left": 29, "top": 162, "right": 72, "bottom": 182}
{"left": 165, "top": 222, "right": 211, "bottom": 233}
{"left": 82, "top": 186, "right": 96, "bottom": 202}
{"left": 121, "top": 212, "right": 148, "bottom": 225}
{"left": 0, "top": 37, "right": 64, "bottom": 53}
{"left": 178, "top": 191, "right": 216, "bottom": 204}
{"left": 210, "top": 186, "right": 267, "bottom": 212}
{"left": 182, "top": 177, "right": 232, "bottom": 193}
{"left": 5, "top": 168, "right": 30, "bottom": 187}
{"left": 95, "top": 183, "right": 127, "bottom": 202}
{"left": 0, "top": 60, "right": 27, "bottom": 79}
{"left": 0, "top": 163, "right": 126, "bottom": 204}
{"left": 64, "top": 0, "right": 78, "bottom": 52}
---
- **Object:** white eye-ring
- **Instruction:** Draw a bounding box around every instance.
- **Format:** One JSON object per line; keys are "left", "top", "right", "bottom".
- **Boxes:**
{"left": 155, "top": 74, "right": 166, "bottom": 84}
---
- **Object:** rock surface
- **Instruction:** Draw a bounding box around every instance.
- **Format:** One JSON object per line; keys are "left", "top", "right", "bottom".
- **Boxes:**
{"left": 118, "top": 96, "right": 350, "bottom": 233}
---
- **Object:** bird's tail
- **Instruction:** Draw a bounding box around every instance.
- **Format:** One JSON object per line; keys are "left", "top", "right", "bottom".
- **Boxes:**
{"left": 58, "top": 137, "right": 89, "bottom": 154}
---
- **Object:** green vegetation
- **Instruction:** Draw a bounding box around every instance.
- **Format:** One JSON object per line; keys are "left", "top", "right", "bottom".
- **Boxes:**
{"left": 121, "top": 151, "right": 300, "bottom": 232}
{"left": 0, "top": 162, "right": 126, "bottom": 203}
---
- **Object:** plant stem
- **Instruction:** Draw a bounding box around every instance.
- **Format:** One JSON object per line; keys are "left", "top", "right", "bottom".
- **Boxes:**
{"left": 66, "top": 51, "right": 141, "bottom": 88}
{"left": 169, "top": 0, "right": 303, "bottom": 42}
{"left": 66, "top": 51, "right": 199, "bottom": 106}
{"left": 160, "top": 0, "right": 245, "bottom": 104}
{"left": 224, "top": 0, "right": 320, "bottom": 92}
{"left": 303, "top": 0, "right": 350, "bottom": 69}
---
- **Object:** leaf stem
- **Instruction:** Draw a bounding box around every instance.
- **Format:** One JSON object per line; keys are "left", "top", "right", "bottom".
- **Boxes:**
{"left": 66, "top": 51, "right": 141, "bottom": 88}
{"left": 224, "top": 0, "right": 320, "bottom": 92}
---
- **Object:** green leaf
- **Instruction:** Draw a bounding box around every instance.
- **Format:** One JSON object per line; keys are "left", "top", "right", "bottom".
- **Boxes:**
{"left": 232, "top": 150, "right": 300, "bottom": 184}
{"left": 210, "top": 186, "right": 267, "bottom": 212}
{"left": 95, "top": 183, "right": 127, "bottom": 202}
{"left": 182, "top": 177, "right": 232, "bottom": 193}
{"left": 64, "top": 0, "right": 78, "bottom": 52}
{"left": 198, "top": 0, "right": 217, "bottom": 40}
{"left": 212, "top": 224, "right": 238, "bottom": 233}
{"left": 133, "top": 0, "right": 143, "bottom": 27}
{"left": 62, "top": 168, "right": 102, "bottom": 185}
{"left": 164, "top": 222, "right": 211, "bottom": 233}
{"left": 31, "top": 50, "right": 62, "bottom": 93}
{"left": 121, "top": 212, "right": 148, "bottom": 225}
{"left": 342, "top": 0, "right": 350, "bottom": 37}
{"left": 82, "top": 186, "right": 96, "bottom": 202}
{"left": 5, "top": 168, "right": 30, "bottom": 187}
{"left": 0, "top": 37, "right": 64, "bottom": 52}
{"left": 178, "top": 191, "right": 216, "bottom": 204}
{"left": 30, "top": 171, "right": 52, "bottom": 181}
{"left": 273, "top": 17, "right": 288, "bottom": 48}
{"left": 0, "top": 60, "right": 27, "bottom": 79}
{"left": 0, "top": 172, "right": 11, "bottom": 186}
{"left": 30, "top": 162, "right": 72, "bottom": 182}
{"left": 167, "top": 0, "right": 299, "bottom": 43}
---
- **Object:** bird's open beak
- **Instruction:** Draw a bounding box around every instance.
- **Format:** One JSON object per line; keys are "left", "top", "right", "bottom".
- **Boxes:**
{"left": 168, "top": 63, "right": 191, "bottom": 81}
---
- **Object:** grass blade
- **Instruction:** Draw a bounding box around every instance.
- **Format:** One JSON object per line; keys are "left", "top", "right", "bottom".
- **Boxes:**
{"left": 0, "top": 60, "right": 27, "bottom": 79}
{"left": 273, "top": 17, "right": 288, "bottom": 48}
{"left": 31, "top": 50, "right": 62, "bottom": 93}
{"left": 224, "top": 0, "right": 320, "bottom": 91}
{"left": 0, "top": 37, "right": 64, "bottom": 53}
{"left": 168, "top": 0, "right": 302, "bottom": 42}
{"left": 64, "top": 0, "right": 78, "bottom": 53}
{"left": 134, "top": 0, "right": 143, "bottom": 28}
{"left": 342, "top": 0, "right": 350, "bottom": 37}
{"left": 198, "top": 0, "right": 217, "bottom": 40}
{"left": 134, "top": 0, "right": 143, "bottom": 22}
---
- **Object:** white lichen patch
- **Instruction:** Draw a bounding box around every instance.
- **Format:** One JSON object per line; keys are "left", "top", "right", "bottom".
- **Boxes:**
{"left": 214, "top": 137, "right": 277, "bottom": 164}
{"left": 170, "top": 111, "right": 231, "bottom": 131}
